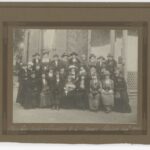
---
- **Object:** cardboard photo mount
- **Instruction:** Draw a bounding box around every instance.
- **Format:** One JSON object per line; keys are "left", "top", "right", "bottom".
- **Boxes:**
{"left": 0, "top": 3, "right": 149, "bottom": 144}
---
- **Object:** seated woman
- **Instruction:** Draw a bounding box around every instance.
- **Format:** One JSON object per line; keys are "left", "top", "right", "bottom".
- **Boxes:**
{"left": 101, "top": 71, "right": 114, "bottom": 113}
{"left": 63, "top": 75, "right": 76, "bottom": 109}
{"left": 88, "top": 73, "right": 102, "bottom": 112}
{"left": 114, "top": 69, "right": 131, "bottom": 113}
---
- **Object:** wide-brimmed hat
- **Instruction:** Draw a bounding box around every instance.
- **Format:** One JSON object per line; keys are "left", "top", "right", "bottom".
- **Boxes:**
{"left": 34, "top": 52, "right": 40, "bottom": 56}
{"left": 42, "top": 50, "right": 49, "bottom": 55}
{"left": 61, "top": 52, "right": 68, "bottom": 57}
{"left": 97, "top": 56, "right": 105, "bottom": 60}
{"left": 104, "top": 70, "right": 110, "bottom": 76}
{"left": 70, "top": 52, "right": 78, "bottom": 56}
{"left": 89, "top": 54, "right": 96, "bottom": 59}
{"left": 107, "top": 53, "right": 113, "bottom": 58}
{"left": 28, "top": 61, "right": 33, "bottom": 66}
{"left": 53, "top": 54, "right": 59, "bottom": 57}
{"left": 68, "top": 65, "right": 78, "bottom": 70}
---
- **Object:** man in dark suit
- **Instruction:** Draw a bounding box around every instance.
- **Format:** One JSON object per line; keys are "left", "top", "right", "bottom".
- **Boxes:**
{"left": 106, "top": 53, "right": 117, "bottom": 80}
{"left": 32, "top": 52, "right": 41, "bottom": 70}
{"left": 61, "top": 52, "right": 69, "bottom": 70}
{"left": 96, "top": 56, "right": 106, "bottom": 79}
{"left": 69, "top": 52, "right": 80, "bottom": 69}
{"left": 51, "top": 54, "right": 62, "bottom": 73}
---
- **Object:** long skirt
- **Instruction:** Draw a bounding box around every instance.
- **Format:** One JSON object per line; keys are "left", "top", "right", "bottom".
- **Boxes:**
{"left": 62, "top": 91, "right": 76, "bottom": 109}
{"left": 88, "top": 93, "right": 100, "bottom": 111}
{"left": 22, "top": 90, "right": 40, "bottom": 109}
{"left": 16, "top": 83, "right": 23, "bottom": 104}
{"left": 114, "top": 90, "right": 131, "bottom": 113}
{"left": 76, "top": 90, "right": 88, "bottom": 109}
{"left": 40, "top": 90, "right": 51, "bottom": 108}
{"left": 101, "top": 91, "right": 114, "bottom": 107}
{"left": 16, "top": 82, "right": 28, "bottom": 106}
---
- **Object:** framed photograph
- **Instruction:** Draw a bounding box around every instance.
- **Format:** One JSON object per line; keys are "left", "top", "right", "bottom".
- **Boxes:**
{"left": 0, "top": 3, "right": 150, "bottom": 144}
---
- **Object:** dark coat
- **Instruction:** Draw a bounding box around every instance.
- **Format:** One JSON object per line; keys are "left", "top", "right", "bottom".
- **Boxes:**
{"left": 51, "top": 60, "right": 62, "bottom": 72}
{"left": 32, "top": 58, "right": 41, "bottom": 69}
{"left": 106, "top": 59, "right": 117, "bottom": 79}
{"left": 114, "top": 76, "right": 131, "bottom": 113}
{"left": 16, "top": 68, "right": 28, "bottom": 104}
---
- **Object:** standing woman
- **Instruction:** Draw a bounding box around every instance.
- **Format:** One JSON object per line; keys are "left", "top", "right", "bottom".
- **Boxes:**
{"left": 114, "top": 69, "right": 131, "bottom": 113}
{"left": 39, "top": 73, "right": 51, "bottom": 108}
{"left": 88, "top": 74, "right": 102, "bottom": 112}
{"left": 16, "top": 64, "right": 28, "bottom": 106}
{"left": 47, "top": 67, "right": 54, "bottom": 108}
{"left": 101, "top": 71, "right": 114, "bottom": 113}
{"left": 76, "top": 74, "right": 89, "bottom": 110}
{"left": 53, "top": 71, "right": 63, "bottom": 110}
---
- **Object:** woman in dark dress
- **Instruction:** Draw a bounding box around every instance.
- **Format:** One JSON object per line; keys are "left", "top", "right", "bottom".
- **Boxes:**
{"left": 23, "top": 70, "right": 40, "bottom": 109}
{"left": 52, "top": 71, "right": 64, "bottom": 110}
{"left": 63, "top": 75, "right": 76, "bottom": 109}
{"left": 114, "top": 69, "right": 131, "bottom": 113}
{"left": 16, "top": 64, "right": 28, "bottom": 106}
{"left": 76, "top": 74, "right": 89, "bottom": 110}
{"left": 47, "top": 68, "right": 54, "bottom": 108}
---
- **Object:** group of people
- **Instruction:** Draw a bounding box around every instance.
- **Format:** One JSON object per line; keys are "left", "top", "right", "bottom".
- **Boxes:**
{"left": 15, "top": 51, "right": 131, "bottom": 113}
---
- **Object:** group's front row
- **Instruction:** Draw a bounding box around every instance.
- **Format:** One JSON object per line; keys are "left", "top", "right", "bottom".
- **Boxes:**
{"left": 16, "top": 56, "right": 131, "bottom": 113}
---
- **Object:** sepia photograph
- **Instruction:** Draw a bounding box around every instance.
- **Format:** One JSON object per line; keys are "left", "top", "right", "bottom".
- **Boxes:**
{"left": 13, "top": 28, "right": 138, "bottom": 124}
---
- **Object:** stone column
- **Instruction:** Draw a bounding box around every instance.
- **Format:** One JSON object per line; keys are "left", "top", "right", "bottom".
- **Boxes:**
{"left": 87, "top": 30, "right": 91, "bottom": 60}
{"left": 122, "top": 30, "right": 128, "bottom": 81}
{"left": 110, "top": 30, "right": 115, "bottom": 57}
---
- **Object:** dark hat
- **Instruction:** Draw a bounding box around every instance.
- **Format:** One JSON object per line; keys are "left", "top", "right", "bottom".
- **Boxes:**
{"left": 34, "top": 52, "right": 40, "bottom": 56}
{"left": 107, "top": 53, "right": 113, "bottom": 58}
{"left": 53, "top": 54, "right": 59, "bottom": 57}
{"left": 32, "top": 54, "right": 35, "bottom": 57}
{"left": 43, "top": 50, "right": 49, "bottom": 55}
{"left": 70, "top": 52, "right": 78, "bottom": 56}
{"left": 104, "top": 70, "right": 110, "bottom": 76}
{"left": 61, "top": 52, "right": 68, "bottom": 57}
{"left": 98, "top": 56, "right": 105, "bottom": 60}
{"left": 89, "top": 54, "right": 96, "bottom": 59}
{"left": 68, "top": 65, "right": 78, "bottom": 70}
{"left": 22, "top": 63, "right": 27, "bottom": 67}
